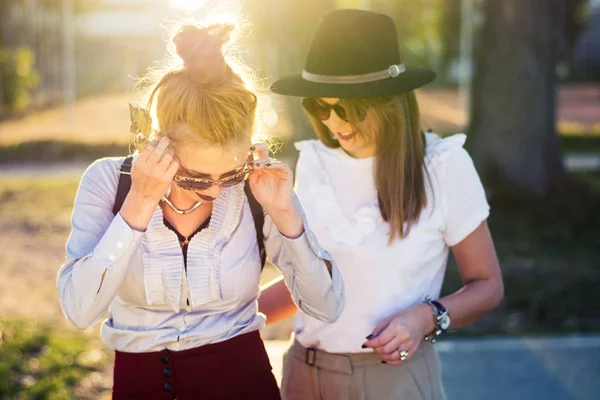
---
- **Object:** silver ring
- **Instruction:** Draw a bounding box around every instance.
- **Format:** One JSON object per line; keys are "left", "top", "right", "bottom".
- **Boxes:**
{"left": 399, "top": 350, "right": 409, "bottom": 361}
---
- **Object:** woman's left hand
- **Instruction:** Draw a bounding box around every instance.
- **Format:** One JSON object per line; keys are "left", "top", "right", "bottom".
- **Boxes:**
{"left": 249, "top": 160, "right": 294, "bottom": 212}
{"left": 249, "top": 161, "right": 304, "bottom": 238}
{"left": 362, "top": 304, "right": 432, "bottom": 365}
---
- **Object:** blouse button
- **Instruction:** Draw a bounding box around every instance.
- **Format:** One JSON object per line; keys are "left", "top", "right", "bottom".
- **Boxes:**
{"left": 163, "top": 367, "right": 172, "bottom": 378}
{"left": 164, "top": 382, "right": 173, "bottom": 392}
{"left": 107, "top": 255, "right": 116, "bottom": 261}
{"left": 116, "top": 242, "right": 123, "bottom": 249}
{"left": 160, "top": 354, "right": 169, "bottom": 364}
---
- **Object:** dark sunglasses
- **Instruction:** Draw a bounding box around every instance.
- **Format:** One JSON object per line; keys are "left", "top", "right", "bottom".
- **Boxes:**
{"left": 173, "top": 164, "right": 251, "bottom": 191}
{"left": 301, "top": 98, "right": 368, "bottom": 123}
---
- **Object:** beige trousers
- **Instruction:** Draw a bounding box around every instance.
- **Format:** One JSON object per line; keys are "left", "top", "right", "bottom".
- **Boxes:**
{"left": 281, "top": 337, "right": 446, "bottom": 400}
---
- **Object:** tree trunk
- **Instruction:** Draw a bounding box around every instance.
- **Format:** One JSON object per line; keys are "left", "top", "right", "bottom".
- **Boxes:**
{"left": 440, "top": 0, "right": 462, "bottom": 82}
{"left": 467, "top": 0, "right": 568, "bottom": 198}
{"left": 242, "top": 0, "right": 336, "bottom": 164}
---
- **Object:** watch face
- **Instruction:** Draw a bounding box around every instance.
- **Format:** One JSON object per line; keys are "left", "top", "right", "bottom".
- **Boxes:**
{"left": 439, "top": 314, "right": 450, "bottom": 331}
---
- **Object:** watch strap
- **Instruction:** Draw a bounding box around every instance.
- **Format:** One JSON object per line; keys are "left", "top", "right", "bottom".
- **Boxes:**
{"left": 423, "top": 296, "right": 449, "bottom": 343}
{"left": 431, "top": 299, "right": 447, "bottom": 314}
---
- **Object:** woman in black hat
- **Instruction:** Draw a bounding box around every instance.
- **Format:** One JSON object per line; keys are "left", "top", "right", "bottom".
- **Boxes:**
{"left": 260, "top": 9, "right": 504, "bottom": 399}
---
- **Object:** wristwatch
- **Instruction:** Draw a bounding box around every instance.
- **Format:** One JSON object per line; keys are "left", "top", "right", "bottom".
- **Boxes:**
{"left": 423, "top": 296, "right": 451, "bottom": 343}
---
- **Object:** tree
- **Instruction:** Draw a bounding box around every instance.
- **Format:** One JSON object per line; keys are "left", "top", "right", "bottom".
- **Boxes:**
{"left": 242, "top": 0, "right": 336, "bottom": 161}
{"left": 439, "top": 0, "right": 463, "bottom": 82}
{"left": 467, "top": 0, "right": 569, "bottom": 198}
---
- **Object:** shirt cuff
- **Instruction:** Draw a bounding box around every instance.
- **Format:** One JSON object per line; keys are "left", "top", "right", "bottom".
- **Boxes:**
{"left": 281, "top": 193, "right": 336, "bottom": 272}
{"left": 279, "top": 208, "right": 344, "bottom": 298}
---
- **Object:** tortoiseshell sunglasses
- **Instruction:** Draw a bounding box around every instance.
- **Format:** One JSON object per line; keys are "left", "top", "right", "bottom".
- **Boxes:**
{"left": 173, "top": 163, "right": 252, "bottom": 191}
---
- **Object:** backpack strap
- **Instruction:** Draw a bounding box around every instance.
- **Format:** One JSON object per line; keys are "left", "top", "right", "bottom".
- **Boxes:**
{"left": 112, "top": 157, "right": 266, "bottom": 270}
{"left": 244, "top": 182, "right": 266, "bottom": 270}
{"left": 112, "top": 156, "right": 134, "bottom": 215}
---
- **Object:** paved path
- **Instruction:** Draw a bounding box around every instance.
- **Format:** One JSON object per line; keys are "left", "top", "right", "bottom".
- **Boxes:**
{"left": 265, "top": 335, "right": 600, "bottom": 400}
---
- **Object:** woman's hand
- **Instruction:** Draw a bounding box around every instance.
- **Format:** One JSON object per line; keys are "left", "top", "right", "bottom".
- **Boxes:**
{"left": 249, "top": 161, "right": 293, "bottom": 211}
{"left": 120, "top": 137, "right": 179, "bottom": 231}
{"left": 249, "top": 161, "right": 303, "bottom": 238}
{"left": 362, "top": 304, "right": 433, "bottom": 365}
{"left": 130, "top": 137, "right": 179, "bottom": 203}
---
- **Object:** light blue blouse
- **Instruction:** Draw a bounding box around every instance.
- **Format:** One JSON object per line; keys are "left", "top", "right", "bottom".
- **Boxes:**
{"left": 57, "top": 156, "right": 344, "bottom": 353}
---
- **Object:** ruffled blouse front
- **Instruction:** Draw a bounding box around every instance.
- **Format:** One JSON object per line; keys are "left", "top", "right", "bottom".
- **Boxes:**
{"left": 301, "top": 147, "right": 382, "bottom": 247}
{"left": 293, "top": 133, "right": 489, "bottom": 354}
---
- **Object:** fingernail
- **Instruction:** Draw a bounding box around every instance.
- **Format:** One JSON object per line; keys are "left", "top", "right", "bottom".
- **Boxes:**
{"left": 361, "top": 344, "right": 367, "bottom": 349}
{"left": 366, "top": 334, "right": 373, "bottom": 340}
{"left": 381, "top": 361, "right": 387, "bottom": 364}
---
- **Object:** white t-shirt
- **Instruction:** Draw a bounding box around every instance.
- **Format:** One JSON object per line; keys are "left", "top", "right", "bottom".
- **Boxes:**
{"left": 293, "top": 133, "right": 490, "bottom": 353}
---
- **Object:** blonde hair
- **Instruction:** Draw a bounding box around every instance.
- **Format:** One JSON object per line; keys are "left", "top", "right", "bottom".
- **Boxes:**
{"left": 133, "top": 21, "right": 258, "bottom": 151}
{"left": 307, "top": 92, "right": 428, "bottom": 243}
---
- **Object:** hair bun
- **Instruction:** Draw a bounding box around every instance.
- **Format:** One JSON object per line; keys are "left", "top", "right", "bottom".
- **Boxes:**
{"left": 173, "top": 23, "right": 236, "bottom": 84}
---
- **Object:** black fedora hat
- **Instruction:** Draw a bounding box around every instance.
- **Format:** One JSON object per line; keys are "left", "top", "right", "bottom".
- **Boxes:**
{"left": 270, "top": 9, "right": 436, "bottom": 98}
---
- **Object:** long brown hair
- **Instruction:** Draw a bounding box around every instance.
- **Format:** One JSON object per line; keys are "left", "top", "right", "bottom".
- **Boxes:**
{"left": 306, "top": 91, "right": 428, "bottom": 243}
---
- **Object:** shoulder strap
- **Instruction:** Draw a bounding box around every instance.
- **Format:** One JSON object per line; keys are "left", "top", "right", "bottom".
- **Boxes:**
{"left": 112, "top": 158, "right": 266, "bottom": 269}
{"left": 112, "top": 156, "right": 134, "bottom": 216}
{"left": 244, "top": 182, "right": 266, "bottom": 270}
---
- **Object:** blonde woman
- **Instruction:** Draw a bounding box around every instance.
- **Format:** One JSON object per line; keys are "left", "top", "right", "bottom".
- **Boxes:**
{"left": 57, "top": 21, "right": 344, "bottom": 399}
{"left": 260, "top": 9, "right": 504, "bottom": 399}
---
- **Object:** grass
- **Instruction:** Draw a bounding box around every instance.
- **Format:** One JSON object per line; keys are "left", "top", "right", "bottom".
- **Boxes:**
{"left": 1, "top": 134, "right": 598, "bottom": 166}
{"left": 560, "top": 135, "right": 600, "bottom": 153}
{"left": 0, "top": 318, "right": 106, "bottom": 399}
{"left": 0, "top": 178, "right": 80, "bottom": 229}
{"left": 0, "top": 141, "right": 128, "bottom": 164}
{"left": 442, "top": 171, "right": 600, "bottom": 335}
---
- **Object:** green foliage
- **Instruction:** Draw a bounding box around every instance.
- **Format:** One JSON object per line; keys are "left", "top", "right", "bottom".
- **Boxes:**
{"left": 6, "top": 0, "right": 105, "bottom": 14}
{"left": 442, "top": 170, "right": 600, "bottom": 335}
{"left": 0, "top": 47, "right": 40, "bottom": 112}
{"left": 241, "top": 0, "right": 337, "bottom": 75}
{"left": 368, "top": 0, "right": 444, "bottom": 67}
{"left": 242, "top": 0, "right": 445, "bottom": 80}
{"left": 0, "top": 318, "right": 102, "bottom": 399}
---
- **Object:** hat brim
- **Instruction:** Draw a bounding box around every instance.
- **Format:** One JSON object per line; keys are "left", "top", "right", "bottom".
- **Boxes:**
{"left": 270, "top": 66, "right": 436, "bottom": 98}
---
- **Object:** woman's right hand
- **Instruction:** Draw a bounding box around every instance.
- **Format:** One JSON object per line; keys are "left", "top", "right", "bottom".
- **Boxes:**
{"left": 130, "top": 137, "right": 179, "bottom": 203}
{"left": 120, "top": 137, "right": 179, "bottom": 232}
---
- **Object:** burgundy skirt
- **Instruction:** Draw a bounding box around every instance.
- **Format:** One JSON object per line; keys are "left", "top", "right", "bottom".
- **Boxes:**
{"left": 112, "top": 331, "right": 280, "bottom": 399}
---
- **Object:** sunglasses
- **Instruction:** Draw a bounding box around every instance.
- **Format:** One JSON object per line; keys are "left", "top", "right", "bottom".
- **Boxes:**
{"left": 173, "top": 163, "right": 251, "bottom": 191}
{"left": 301, "top": 98, "right": 368, "bottom": 123}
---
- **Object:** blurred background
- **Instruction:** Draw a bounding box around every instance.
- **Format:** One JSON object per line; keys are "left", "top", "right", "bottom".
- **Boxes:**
{"left": 0, "top": 0, "right": 599, "bottom": 399}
